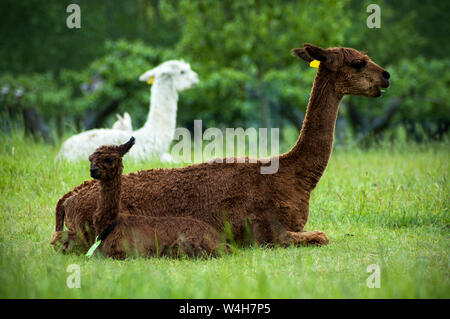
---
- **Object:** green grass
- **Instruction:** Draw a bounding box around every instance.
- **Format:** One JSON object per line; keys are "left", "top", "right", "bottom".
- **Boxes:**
{"left": 0, "top": 132, "right": 449, "bottom": 298}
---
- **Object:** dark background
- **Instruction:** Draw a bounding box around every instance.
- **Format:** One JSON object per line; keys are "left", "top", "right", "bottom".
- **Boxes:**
{"left": 1, "top": 0, "right": 448, "bottom": 148}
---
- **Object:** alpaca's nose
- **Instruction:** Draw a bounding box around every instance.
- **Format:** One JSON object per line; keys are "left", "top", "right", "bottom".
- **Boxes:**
{"left": 90, "top": 168, "right": 99, "bottom": 178}
{"left": 382, "top": 71, "right": 390, "bottom": 80}
{"left": 192, "top": 73, "right": 199, "bottom": 84}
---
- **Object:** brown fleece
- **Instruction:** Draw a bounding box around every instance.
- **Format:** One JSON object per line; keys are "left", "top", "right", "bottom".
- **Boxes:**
{"left": 52, "top": 44, "right": 390, "bottom": 252}
{"left": 50, "top": 230, "right": 90, "bottom": 254}
{"left": 98, "top": 215, "right": 224, "bottom": 259}
{"left": 70, "top": 138, "right": 223, "bottom": 259}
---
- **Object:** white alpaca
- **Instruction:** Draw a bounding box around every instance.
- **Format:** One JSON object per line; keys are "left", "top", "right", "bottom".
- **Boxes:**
{"left": 111, "top": 112, "right": 132, "bottom": 131}
{"left": 58, "top": 60, "right": 198, "bottom": 162}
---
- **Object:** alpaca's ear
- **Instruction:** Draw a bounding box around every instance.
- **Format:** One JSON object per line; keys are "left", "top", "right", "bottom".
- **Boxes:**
{"left": 139, "top": 66, "right": 174, "bottom": 83}
{"left": 123, "top": 112, "right": 131, "bottom": 123}
{"left": 118, "top": 137, "right": 135, "bottom": 156}
{"left": 291, "top": 48, "right": 313, "bottom": 62}
{"left": 139, "top": 70, "right": 155, "bottom": 83}
{"left": 303, "top": 43, "right": 335, "bottom": 67}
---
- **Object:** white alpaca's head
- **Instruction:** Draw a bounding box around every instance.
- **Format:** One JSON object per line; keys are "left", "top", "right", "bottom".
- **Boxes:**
{"left": 139, "top": 60, "right": 199, "bottom": 92}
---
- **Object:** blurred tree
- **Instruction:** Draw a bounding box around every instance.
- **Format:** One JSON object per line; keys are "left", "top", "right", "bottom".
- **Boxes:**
{"left": 60, "top": 40, "right": 174, "bottom": 131}
{"left": 0, "top": 72, "right": 72, "bottom": 143}
{"left": 0, "top": 0, "right": 180, "bottom": 74}
{"left": 341, "top": 0, "right": 450, "bottom": 142}
{"left": 0, "top": 0, "right": 448, "bottom": 143}
{"left": 161, "top": 0, "right": 352, "bottom": 129}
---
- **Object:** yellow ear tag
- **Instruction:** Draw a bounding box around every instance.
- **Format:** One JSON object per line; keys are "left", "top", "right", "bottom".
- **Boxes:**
{"left": 310, "top": 60, "right": 320, "bottom": 68}
{"left": 147, "top": 76, "right": 154, "bottom": 85}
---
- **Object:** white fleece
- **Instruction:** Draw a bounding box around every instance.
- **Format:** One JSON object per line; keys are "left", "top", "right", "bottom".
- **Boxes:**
{"left": 58, "top": 60, "right": 198, "bottom": 162}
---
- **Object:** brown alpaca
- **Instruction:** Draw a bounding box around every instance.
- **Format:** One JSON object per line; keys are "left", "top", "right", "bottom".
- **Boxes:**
{"left": 53, "top": 137, "right": 223, "bottom": 259}
{"left": 52, "top": 44, "right": 390, "bottom": 251}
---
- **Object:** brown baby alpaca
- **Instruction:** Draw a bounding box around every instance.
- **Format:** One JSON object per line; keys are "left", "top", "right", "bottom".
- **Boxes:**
{"left": 57, "top": 137, "right": 223, "bottom": 259}
{"left": 52, "top": 43, "right": 390, "bottom": 251}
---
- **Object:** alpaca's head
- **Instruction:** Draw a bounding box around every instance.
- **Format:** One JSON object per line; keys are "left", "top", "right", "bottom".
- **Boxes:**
{"left": 292, "top": 43, "right": 390, "bottom": 97}
{"left": 88, "top": 137, "right": 135, "bottom": 181}
{"left": 139, "top": 60, "right": 199, "bottom": 92}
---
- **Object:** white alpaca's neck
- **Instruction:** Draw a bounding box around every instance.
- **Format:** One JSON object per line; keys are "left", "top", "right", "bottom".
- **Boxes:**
{"left": 134, "top": 78, "right": 179, "bottom": 153}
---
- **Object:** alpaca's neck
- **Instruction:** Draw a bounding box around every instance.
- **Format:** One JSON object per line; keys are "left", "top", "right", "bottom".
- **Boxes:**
{"left": 135, "top": 79, "right": 179, "bottom": 149}
{"left": 282, "top": 68, "right": 343, "bottom": 190}
{"left": 93, "top": 174, "right": 122, "bottom": 237}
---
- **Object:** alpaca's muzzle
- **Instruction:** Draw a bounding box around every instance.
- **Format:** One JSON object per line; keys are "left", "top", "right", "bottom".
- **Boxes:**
{"left": 90, "top": 168, "right": 100, "bottom": 179}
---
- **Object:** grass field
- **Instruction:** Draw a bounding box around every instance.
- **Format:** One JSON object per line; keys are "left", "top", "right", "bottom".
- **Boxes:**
{"left": 0, "top": 132, "right": 449, "bottom": 298}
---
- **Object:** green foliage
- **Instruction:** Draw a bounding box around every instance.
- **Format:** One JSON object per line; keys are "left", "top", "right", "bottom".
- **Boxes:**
{"left": 170, "top": 0, "right": 352, "bottom": 128}
{"left": 390, "top": 57, "right": 450, "bottom": 122}
{"left": 0, "top": 72, "right": 71, "bottom": 118}
{"left": 173, "top": 0, "right": 351, "bottom": 70}
{"left": 60, "top": 40, "right": 174, "bottom": 129}
{"left": 345, "top": 57, "right": 450, "bottom": 139}
{"left": 0, "top": 0, "right": 449, "bottom": 140}
{"left": 346, "top": 0, "right": 427, "bottom": 66}
{"left": 0, "top": 0, "right": 180, "bottom": 74}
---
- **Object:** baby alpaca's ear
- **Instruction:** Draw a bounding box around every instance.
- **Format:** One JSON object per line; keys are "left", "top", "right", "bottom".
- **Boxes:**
{"left": 118, "top": 136, "right": 135, "bottom": 156}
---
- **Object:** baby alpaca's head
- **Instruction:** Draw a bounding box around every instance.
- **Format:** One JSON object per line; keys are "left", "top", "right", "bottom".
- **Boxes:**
{"left": 88, "top": 137, "right": 135, "bottom": 181}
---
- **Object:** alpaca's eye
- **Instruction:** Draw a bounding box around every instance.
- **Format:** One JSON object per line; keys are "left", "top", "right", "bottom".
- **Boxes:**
{"left": 180, "top": 70, "right": 186, "bottom": 74}
{"left": 105, "top": 158, "right": 114, "bottom": 164}
{"left": 350, "top": 61, "right": 366, "bottom": 70}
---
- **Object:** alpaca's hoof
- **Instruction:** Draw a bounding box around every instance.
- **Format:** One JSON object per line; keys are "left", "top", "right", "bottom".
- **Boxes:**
{"left": 310, "top": 231, "right": 329, "bottom": 245}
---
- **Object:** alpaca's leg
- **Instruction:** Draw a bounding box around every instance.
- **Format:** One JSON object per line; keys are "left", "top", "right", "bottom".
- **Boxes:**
{"left": 50, "top": 230, "right": 89, "bottom": 254}
{"left": 168, "top": 231, "right": 224, "bottom": 258}
{"left": 250, "top": 219, "right": 273, "bottom": 245}
{"left": 278, "top": 230, "right": 329, "bottom": 246}
{"left": 168, "top": 235, "right": 196, "bottom": 257}
{"left": 252, "top": 213, "right": 328, "bottom": 246}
